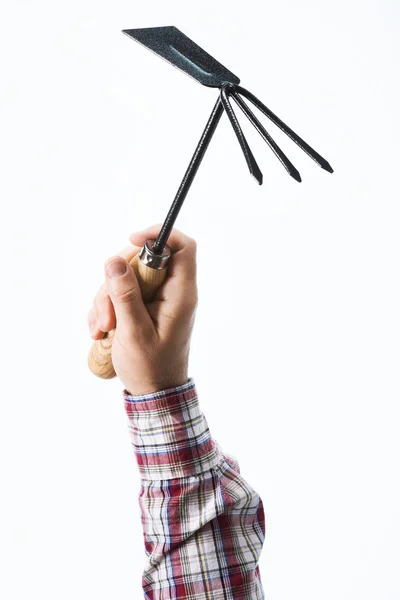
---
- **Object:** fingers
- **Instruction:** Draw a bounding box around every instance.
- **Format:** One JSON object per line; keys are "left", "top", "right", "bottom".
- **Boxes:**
{"left": 89, "top": 227, "right": 196, "bottom": 342}
{"left": 88, "top": 246, "right": 142, "bottom": 340}
{"left": 94, "top": 283, "right": 115, "bottom": 331}
{"left": 104, "top": 256, "right": 153, "bottom": 340}
{"left": 88, "top": 284, "right": 115, "bottom": 340}
{"left": 129, "top": 225, "right": 197, "bottom": 284}
{"left": 117, "top": 244, "right": 141, "bottom": 263}
{"left": 130, "top": 225, "right": 197, "bottom": 317}
{"left": 88, "top": 307, "right": 105, "bottom": 341}
{"left": 97, "top": 245, "right": 141, "bottom": 330}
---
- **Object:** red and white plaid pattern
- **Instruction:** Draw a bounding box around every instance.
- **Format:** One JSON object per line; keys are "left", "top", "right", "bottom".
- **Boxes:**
{"left": 124, "top": 378, "right": 266, "bottom": 599}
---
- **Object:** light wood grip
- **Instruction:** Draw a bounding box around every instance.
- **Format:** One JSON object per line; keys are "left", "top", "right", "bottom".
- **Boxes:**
{"left": 87, "top": 251, "right": 168, "bottom": 379}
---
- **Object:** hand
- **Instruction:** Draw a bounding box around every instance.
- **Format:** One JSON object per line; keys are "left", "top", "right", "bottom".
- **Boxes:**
{"left": 87, "top": 225, "right": 198, "bottom": 395}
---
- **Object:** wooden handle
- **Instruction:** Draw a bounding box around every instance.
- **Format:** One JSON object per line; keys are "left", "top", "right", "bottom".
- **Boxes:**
{"left": 87, "top": 250, "right": 168, "bottom": 379}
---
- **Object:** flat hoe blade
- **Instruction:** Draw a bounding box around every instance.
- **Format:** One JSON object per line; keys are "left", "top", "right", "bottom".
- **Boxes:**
{"left": 122, "top": 26, "right": 240, "bottom": 88}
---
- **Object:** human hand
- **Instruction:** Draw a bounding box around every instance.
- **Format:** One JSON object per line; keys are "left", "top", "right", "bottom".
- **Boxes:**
{"left": 87, "top": 225, "right": 198, "bottom": 395}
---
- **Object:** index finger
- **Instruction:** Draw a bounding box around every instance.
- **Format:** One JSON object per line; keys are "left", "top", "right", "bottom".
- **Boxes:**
{"left": 129, "top": 225, "right": 197, "bottom": 304}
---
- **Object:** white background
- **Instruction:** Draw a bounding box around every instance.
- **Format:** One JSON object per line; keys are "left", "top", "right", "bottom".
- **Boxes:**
{"left": 1, "top": 1, "right": 399, "bottom": 598}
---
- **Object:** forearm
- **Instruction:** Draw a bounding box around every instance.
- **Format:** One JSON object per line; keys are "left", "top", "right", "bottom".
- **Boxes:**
{"left": 124, "top": 378, "right": 266, "bottom": 599}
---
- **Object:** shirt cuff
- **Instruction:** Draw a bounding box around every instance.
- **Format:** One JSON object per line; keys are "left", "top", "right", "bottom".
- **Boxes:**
{"left": 123, "top": 378, "right": 223, "bottom": 480}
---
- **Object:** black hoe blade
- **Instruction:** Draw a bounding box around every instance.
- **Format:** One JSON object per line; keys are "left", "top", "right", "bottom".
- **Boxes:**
{"left": 122, "top": 26, "right": 240, "bottom": 88}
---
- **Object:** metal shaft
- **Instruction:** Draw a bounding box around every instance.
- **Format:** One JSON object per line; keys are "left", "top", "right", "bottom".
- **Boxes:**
{"left": 152, "top": 96, "right": 224, "bottom": 254}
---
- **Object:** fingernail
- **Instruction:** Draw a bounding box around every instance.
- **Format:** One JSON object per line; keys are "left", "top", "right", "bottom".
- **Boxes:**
{"left": 89, "top": 321, "right": 96, "bottom": 335}
{"left": 106, "top": 260, "right": 127, "bottom": 279}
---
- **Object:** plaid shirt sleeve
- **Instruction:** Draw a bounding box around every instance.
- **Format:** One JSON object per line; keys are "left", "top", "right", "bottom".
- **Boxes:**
{"left": 123, "top": 377, "right": 266, "bottom": 600}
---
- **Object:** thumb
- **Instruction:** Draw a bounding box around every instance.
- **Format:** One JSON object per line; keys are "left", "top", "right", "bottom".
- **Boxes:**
{"left": 104, "top": 257, "right": 151, "bottom": 337}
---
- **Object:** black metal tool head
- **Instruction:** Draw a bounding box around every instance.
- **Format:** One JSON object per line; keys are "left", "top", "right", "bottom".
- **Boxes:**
{"left": 122, "top": 25, "right": 333, "bottom": 254}
{"left": 122, "top": 26, "right": 240, "bottom": 88}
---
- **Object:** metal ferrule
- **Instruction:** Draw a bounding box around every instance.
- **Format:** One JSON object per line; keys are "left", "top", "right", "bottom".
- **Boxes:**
{"left": 139, "top": 240, "right": 171, "bottom": 270}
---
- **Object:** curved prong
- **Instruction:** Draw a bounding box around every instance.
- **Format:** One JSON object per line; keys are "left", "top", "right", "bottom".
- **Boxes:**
{"left": 220, "top": 85, "right": 263, "bottom": 185}
{"left": 235, "top": 85, "right": 334, "bottom": 173}
{"left": 231, "top": 92, "right": 301, "bottom": 182}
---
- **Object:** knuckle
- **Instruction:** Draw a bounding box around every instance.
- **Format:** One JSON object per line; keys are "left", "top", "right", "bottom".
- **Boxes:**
{"left": 189, "top": 236, "right": 197, "bottom": 248}
{"left": 97, "top": 313, "right": 114, "bottom": 332}
{"left": 113, "top": 286, "right": 139, "bottom": 304}
{"left": 180, "top": 291, "right": 198, "bottom": 314}
{"left": 181, "top": 244, "right": 197, "bottom": 265}
{"left": 186, "top": 236, "right": 197, "bottom": 253}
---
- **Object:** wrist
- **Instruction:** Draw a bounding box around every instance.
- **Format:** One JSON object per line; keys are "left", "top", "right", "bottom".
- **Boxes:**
{"left": 124, "top": 371, "right": 189, "bottom": 396}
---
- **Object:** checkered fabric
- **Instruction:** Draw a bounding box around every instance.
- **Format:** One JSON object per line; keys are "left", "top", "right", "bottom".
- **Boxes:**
{"left": 124, "top": 378, "right": 266, "bottom": 599}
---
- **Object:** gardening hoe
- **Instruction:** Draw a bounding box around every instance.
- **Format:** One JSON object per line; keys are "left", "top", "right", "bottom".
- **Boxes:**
{"left": 88, "top": 26, "right": 334, "bottom": 379}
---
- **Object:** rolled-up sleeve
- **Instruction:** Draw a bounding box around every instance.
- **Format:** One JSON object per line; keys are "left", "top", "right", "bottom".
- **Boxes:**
{"left": 124, "top": 378, "right": 266, "bottom": 599}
